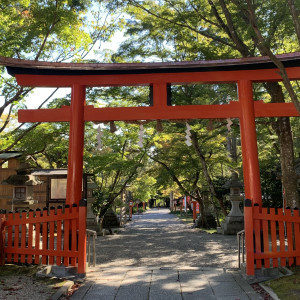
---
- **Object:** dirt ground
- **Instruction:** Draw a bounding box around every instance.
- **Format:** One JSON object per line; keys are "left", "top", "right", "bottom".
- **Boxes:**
{"left": 0, "top": 265, "right": 66, "bottom": 300}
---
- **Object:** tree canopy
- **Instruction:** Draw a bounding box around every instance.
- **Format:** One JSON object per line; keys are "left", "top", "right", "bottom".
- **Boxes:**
{"left": 0, "top": 0, "right": 300, "bottom": 222}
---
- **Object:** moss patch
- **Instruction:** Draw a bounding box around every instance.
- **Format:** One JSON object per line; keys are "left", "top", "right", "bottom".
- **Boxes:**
{"left": 0, "top": 265, "right": 39, "bottom": 277}
{"left": 198, "top": 228, "right": 217, "bottom": 234}
{"left": 171, "top": 210, "right": 194, "bottom": 224}
{"left": 264, "top": 266, "right": 300, "bottom": 300}
{"left": 171, "top": 210, "right": 217, "bottom": 234}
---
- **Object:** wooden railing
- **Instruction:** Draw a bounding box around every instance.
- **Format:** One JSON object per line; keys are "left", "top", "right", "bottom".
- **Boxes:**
{"left": 0, "top": 200, "right": 87, "bottom": 274}
{"left": 244, "top": 199, "right": 300, "bottom": 275}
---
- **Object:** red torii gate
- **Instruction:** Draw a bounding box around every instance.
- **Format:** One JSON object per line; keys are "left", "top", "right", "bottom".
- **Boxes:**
{"left": 2, "top": 54, "right": 299, "bottom": 207}
{"left": 1, "top": 54, "right": 300, "bottom": 275}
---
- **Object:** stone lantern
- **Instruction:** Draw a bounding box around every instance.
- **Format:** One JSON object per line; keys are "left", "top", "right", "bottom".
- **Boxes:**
{"left": 201, "top": 185, "right": 210, "bottom": 205}
{"left": 217, "top": 172, "right": 244, "bottom": 235}
{"left": 85, "top": 178, "right": 99, "bottom": 233}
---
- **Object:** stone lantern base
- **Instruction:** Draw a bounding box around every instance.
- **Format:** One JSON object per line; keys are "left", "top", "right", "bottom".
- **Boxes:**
{"left": 217, "top": 215, "right": 244, "bottom": 235}
{"left": 217, "top": 196, "right": 244, "bottom": 235}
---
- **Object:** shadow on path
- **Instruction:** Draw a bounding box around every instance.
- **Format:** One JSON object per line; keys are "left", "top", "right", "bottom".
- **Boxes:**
{"left": 95, "top": 208, "right": 238, "bottom": 269}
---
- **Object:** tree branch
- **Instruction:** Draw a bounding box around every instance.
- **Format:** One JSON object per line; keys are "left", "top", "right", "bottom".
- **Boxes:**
{"left": 190, "top": 130, "right": 227, "bottom": 216}
{"left": 150, "top": 155, "right": 191, "bottom": 196}
{"left": 287, "top": 0, "right": 300, "bottom": 45}
{"left": 0, "top": 123, "right": 40, "bottom": 153}
{"left": 245, "top": 0, "right": 300, "bottom": 114}
{"left": 129, "top": 0, "right": 238, "bottom": 50}
{"left": 216, "top": 0, "right": 252, "bottom": 56}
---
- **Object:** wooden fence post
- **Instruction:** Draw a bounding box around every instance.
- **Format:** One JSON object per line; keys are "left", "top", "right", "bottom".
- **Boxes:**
{"left": 78, "top": 199, "right": 87, "bottom": 274}
{"left": 294, "top": 208, "right": 300, "bottom": 266}
{"left": 244, "top": 199, "right": 255, "bottom": 276}
{"left": 0, "top": 211, "right": 6, "bottom": 266}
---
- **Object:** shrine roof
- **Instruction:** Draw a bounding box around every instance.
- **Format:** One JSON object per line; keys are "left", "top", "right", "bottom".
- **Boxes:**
{"left": 31, "top": 169, "right": 93, "bottom": 176}
{"left": 31, "top": 169, "right": 68, "bottom": 176}
{"left": 1, "top": 53, "right": 300, "bottom": 76}
{"left": 0, "top": 152, "right": 22, "bottom": 160}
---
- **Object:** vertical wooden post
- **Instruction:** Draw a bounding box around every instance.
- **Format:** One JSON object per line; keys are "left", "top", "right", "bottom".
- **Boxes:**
{"left": 64, "top": 205, "right": 71, "bottom": 267}
{"left": 0, "top": 212, "right": 6, "bottom": 266}
{"left": 20, "top": 210, "right": 27, "bottom": 263}
{"left": 66, "top": 85, "right": 86, "bottom": 206}
{"left": 56, "top": 206, "right": 63, "bottom": 266}
{"left": 238, "top": 80, "right": 262, "bottom": 206}
{"left": 129, "top": 201, "right": 133, "bottom": 219}
{"left": 27, "top": 209, "right": 34, "bottom": 264}
{"left": 42, "top": 207, "right": 48, "bottom": 265}
{"left": 244, "top": 199, "right": 255, "bottom": 275}
{"left": 192, "top": 200, "right": 197, "bottom": 223}
{"left": 78, "top": 199, "right": 87, "bottom": 274}
{"left": 34, "top": 209, "right": 41, "bottom": 264}
{"left": 153, "top": 83, "right": 168, "bottom": 110}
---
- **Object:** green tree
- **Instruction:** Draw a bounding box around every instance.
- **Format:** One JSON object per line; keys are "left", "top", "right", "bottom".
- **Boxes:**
{"left": 130, "top": 174, "right": 157, "bottom": 203}
{"left": 102, "top": 0, "right": 300, "bottom": 207}
{"left": 149, "top": 120, "right": 232, "bottom": 227}
{"left": 0, "top": 0, "right": 118, "bottom": 155}
{"left": 85, "top": 122, "right": 153, "bottom": 220}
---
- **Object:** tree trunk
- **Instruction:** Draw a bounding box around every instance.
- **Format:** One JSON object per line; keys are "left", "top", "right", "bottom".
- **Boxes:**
{"left": 266, "top": 82, "right": 299, "bottom": 208}
{"left": 272, "top": 117, "right": 299, "bottom": 208}
{"left": 191, "top": 131, "right": 228, "bottom": 216}
{"left": 195, "top": 190, "right": 209, "bottom": 228}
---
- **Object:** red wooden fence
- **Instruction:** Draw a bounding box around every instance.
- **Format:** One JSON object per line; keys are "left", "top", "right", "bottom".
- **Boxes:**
{"left": 244, "top": 199, "right": 300, "bottom": 275}
{"left": 0, "top": 200, "right": 87, "bottom": 274}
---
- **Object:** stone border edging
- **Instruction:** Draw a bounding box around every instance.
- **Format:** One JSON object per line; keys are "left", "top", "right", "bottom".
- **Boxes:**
{"left": 49, "top": 280, "right": 74, "bottom": 300}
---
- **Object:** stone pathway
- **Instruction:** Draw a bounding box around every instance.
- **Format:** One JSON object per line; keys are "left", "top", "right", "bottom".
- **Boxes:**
{"left": 71, "top": 208, "right": 262, "bottom": 299}
{"left": 95, "top": 208, "right": 238, "bottom": 269}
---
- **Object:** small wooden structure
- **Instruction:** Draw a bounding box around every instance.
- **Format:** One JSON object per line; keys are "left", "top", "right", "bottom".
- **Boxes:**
{"left": 30, "top": 169, "right": 93, "bottom": 208}
{"left": 0, "top": 152, "right": 40, "bottom": 211}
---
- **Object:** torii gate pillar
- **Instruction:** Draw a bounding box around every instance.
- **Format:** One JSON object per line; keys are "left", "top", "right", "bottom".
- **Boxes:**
{"left": 66, "top": 84, "right": 85, "bottom": 205}
{"left": 238, "top": 80, "right": 262, "bottom": 205}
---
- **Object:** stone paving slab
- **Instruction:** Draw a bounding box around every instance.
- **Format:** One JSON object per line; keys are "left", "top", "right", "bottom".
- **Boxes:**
{"left": 182, "top": 290, "right": 217, "bottom": 300}
{"left": 69, "top": 283, "right": 93, "bottom": 300}
{"left": 210, "top": 281, "right": 246, "bottom": 296}
{"left": 115, "top": 285, "right": 149, "bottom": 300}
{"left": 83, "top": 283, "right": 118, "bottom": 297}
{"left": 120, "top": 275, "right": 152, "bottom": 286}
{"left": 71, "top": 209, "right": 263, "bottom": 299}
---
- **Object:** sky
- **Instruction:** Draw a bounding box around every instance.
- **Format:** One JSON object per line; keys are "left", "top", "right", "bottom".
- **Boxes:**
{"left": 23, "top": 29, "right": 126, "bottom": 109}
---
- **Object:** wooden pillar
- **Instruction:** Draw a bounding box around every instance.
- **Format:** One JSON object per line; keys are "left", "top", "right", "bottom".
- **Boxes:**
{"left": 66, "top": 85, "right": 86, "bottom": 206}
{"left": 238, "top": 80, "right": 262, "bottom": 206}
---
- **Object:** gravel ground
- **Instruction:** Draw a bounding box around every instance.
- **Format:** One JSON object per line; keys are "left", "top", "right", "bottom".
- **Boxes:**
{"left": 0, "top": 274, "right": 64, "bottom": 300}
{"left": 96, "top": 208, "right": 239, "bottom": 269}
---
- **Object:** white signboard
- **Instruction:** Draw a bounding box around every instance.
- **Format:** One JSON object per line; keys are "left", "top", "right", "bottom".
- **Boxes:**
{"left": 51, "top": 178, "right": 67, "bottom": 199}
